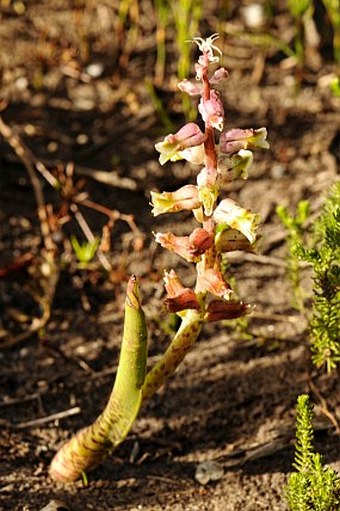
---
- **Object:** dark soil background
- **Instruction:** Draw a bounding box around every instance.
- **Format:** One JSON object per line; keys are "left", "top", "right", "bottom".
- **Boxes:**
{"left": 0, "top": 1, "right": 339, "bottom": 510}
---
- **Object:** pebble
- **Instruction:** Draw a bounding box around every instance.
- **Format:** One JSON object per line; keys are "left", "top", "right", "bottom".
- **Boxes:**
{"left": 195, "top": 460, "right": 224, "bottom": 486}
{"left": 242, "top": 4, "right": 265, "bottom": 28}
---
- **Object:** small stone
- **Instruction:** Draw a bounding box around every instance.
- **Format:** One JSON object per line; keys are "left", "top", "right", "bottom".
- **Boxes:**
{"left": 39, "top": 500, "right": 69, "bottom": 511}
{"left": 195, "top": 460, "right": 224, "bottom": 485}
{"left": 242, "top": 4, "right": 265, "bottom": 28}
{"left": 76, "top": 133, "right": 89, "bottom": 145}
{"left": 47, "top": 141, "right": 58, "bottom": 153}
{"left": 86, "top": 62, "right": 104, "bottom": 78}
{"left": 15, "top": 76, "right": 28, "bottom": 91}
{"left": 271, "top": 163, "right": 286, "bottom": 179}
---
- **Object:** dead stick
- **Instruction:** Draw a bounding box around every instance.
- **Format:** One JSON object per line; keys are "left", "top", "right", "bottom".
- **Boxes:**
{"left": 2, "top": 144, "right": 139, "bottom": 191}
{"left": 14, "top": 407, "right": 81, "bottom": 429}
{"left": 0, "top": 115, "right": 54, "bottom": 252}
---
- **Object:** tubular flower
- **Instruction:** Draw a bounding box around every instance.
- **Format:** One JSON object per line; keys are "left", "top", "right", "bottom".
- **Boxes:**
{"left": 164, "top": 270, "right": 200, "bottom": 313}
{"left": 178, "top": 69, "right": 227, "bottom": 95}
{"left": 198, "top": 90, "right": 224, "bottom": 131}
{"left": 217, "top": 149, "right": 254, "bottom": 180}
{"left": 213, "top": 198, "right": 260, "bottom": 244}
{"left": 205, "top": 300, "right": 251, "bottom": 322}
{"left": 196, "top": 268, "right": 232, "bottom": 300}
{"left": 155, "top": 123, "right": 206, "bottom": 165}
{"left": 220, "top": 127, "right": 269, "bottom": 154}
{"left": 154, "top": 232, "right": 199, "bottom": 262}
{"left": 150, "top": 185, "right": 200, "bottom": 216}
{"left": 155, "top": 228, "right": 213, "bottom": 262}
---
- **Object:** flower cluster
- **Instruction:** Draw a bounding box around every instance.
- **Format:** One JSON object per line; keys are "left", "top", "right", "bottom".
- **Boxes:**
{"left": 151, "top": 34, "right": 269, "bottom": 322}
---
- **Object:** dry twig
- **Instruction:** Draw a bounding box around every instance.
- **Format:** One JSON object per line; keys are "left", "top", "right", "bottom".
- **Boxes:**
{"left": 0, "top": 112, "right": 54, "bottom": 252}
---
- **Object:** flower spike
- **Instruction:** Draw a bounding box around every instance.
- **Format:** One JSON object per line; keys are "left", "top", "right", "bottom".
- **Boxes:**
{"left": 49, "top": 32, "right": 270, "bottom": 484}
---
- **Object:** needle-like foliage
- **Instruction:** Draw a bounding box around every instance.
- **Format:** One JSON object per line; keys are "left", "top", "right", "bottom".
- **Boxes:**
{"left": 286, "top": 394, "right": 340, "bottom": 511}
{"left": 298, "top": 182, "right": 340, "bottom": 371}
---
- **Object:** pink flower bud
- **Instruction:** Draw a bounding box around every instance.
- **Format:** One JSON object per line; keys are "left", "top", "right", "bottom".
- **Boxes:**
{"left": 150, "top": 185, "right": 200, "bottom": 216}
{"left": 155, "top": 123, "right": 206, "bottom": 165}
{"left": 178, "top": 79, "right": 202, "bottom": 96}
{"left": 175, "top": 123, "right": 205, "bottom": 145}
{"left": 210, "top": 67, "right": 229, "bottom": 84}
{"left": 213, "top": 199, "right": 260, "bottom": 244}
{"left": 164, "top": 270, "right": 200, "bottom": 313}
{"left": 220, "top": 127, "right": 269, "bottom": 154}
{"left": 205, "top": 300, "right": 251, "bottom": 322}
{"left": 198, "top": 90, "right": 224, "bottom": 131}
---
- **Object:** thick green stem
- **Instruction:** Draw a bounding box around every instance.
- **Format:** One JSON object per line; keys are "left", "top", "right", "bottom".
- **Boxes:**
{"left": 49, "top": 276, "right": 147, "bottom": 482}
{"left": 141, "top": 309, "right": 203, "bottom": 401}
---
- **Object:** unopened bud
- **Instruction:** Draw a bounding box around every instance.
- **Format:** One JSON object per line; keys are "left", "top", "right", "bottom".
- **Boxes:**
{"left": 198, "top": 90, "right": 224, "bottom": 131}
{"left": 178, "top": 79, "right": 202, "bottom": 96}
{"left": 210, "top": 67, "right": 229, "bottom": 84}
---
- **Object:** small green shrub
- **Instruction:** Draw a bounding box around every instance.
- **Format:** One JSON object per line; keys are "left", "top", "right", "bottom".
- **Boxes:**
{"left": 298, "top": 182, "right": 340, "bottom": 371}
{"left": 278, "top": 182, "right": 340, "bottom": 372}
{"left": 287, "top": 394, "right": 340, "bottom": 511}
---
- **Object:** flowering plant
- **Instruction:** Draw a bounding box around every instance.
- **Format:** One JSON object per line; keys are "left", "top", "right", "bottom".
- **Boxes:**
{"left": 49, "top": 33, "right": 269, "bottom": 483}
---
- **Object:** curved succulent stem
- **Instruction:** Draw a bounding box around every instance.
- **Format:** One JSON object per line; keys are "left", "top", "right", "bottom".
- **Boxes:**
{"left": 49, "top": 276, "right": 148, "bottom": 482}
{"left": 142, "top": 309, "right": 203, "bottom": 401}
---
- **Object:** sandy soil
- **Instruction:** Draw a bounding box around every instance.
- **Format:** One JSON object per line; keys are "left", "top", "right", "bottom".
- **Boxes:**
{"left": 0, "top": 1, "right": 339, "bottom": 510}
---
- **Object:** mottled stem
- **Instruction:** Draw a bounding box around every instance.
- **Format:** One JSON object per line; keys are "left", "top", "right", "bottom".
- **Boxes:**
{"left": 142, "top": 309, "right": 203, "bottom": 401}
{"left": 49, "top": 276, "right": 147, "bottom": 482}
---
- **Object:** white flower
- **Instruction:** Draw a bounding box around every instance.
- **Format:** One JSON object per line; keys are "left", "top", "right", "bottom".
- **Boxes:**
{"left": 213, "top": 199, "right": 260, "bottom": 243}
{"left": 191, "top": 33, "right": 222, "bottom": 63}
